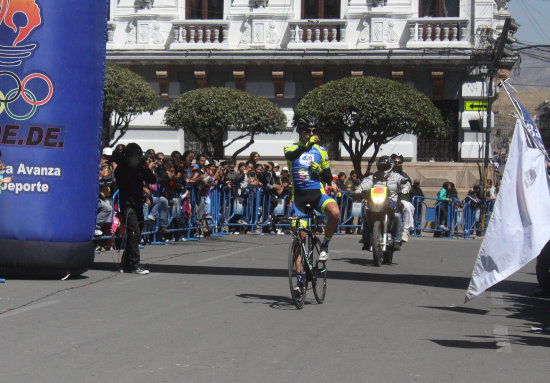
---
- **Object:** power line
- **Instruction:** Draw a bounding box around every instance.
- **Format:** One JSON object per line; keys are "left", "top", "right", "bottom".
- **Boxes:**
{"left": 517, "top": 1, "right": 550, "bottom": 43}
{"left": 508, "top": 83, "right": 550, "bottom": 88}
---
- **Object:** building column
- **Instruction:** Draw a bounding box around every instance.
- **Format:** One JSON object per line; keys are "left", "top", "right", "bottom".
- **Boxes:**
{"left": 431, "top": 71, "right": 445, "bottom": 101}
{"left": 311, "top": 68, "right": 325, "bottom": 88}
{"left": 194, "top": 66, "right": 208, "bottom": 88}
{"left": 272, "top": 67, "right": 285, "bottom": 99}
{"left": 233, "top": 67, "right": 246, "bottom": 91}
{"left": 392, "top": 71, "right": 404, "bottom": 83}
{"left": 156, "top": 66, "right": 169, "bottom": 100}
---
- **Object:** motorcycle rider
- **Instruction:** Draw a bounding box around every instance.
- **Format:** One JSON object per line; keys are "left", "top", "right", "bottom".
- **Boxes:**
{"left": 354, "top": 155, "right": 408, "bottom": 251}
{"left": 391, "top": 154, "right": 414, "bottom": 242}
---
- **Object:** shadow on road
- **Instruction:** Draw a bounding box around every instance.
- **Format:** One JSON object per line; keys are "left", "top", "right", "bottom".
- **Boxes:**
{"left": 92, "top": 262, "right": 535, "bottom": 295}
{"left": 419, "top": 306, "right": 490, "bottom": 315}
{"left": 236, "top": 293, "right": 297, "bottom": 310}
{"left": 428, "top": 339, "right": 498, "bottom": 349}
{"left": 425, "top": 291, "right": 550, "bottom": 349}
{"left": 337, "top": 257, "right": 374, "bottom": 267}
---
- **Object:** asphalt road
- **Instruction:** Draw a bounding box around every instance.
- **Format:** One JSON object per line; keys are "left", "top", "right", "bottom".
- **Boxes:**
{"left": 0, "top": 234, "right": 549, "bottom": 383}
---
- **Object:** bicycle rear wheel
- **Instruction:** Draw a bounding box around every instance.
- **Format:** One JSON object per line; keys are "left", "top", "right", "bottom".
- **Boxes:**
{"left": 311, "top": 237, "right": 327, "bottom": 304}
{"left": 288, "top": 239, "right": 306, "bottom": 309}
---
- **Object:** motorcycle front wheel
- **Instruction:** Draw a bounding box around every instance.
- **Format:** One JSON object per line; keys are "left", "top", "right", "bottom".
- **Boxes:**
{"left": 372, "top": 220, "right": 383, "bottom": 267}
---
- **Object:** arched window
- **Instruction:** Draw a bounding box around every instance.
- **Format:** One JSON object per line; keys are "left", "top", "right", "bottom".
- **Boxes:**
{"left": 302, "top": 0, "right": 341, "bottom": 19}
{"left": 187, "top": 0, "right": 224, "bottom": 19}
{"left": 420, "top": 0, "right": 459, "bottom": 17}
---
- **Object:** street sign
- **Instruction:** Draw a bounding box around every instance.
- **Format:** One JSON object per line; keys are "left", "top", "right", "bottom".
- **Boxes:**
{"left": 465, "top": 101, "right": 488, "bottom": 111}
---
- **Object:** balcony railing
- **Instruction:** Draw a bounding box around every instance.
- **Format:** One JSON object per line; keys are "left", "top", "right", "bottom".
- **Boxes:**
{"left": 171, "top": 21, "right": 229, "bottom": 48}
{"left": 407, "top": 18, "right": 470, "bottom": 47}
{"left": 287, "top": 20, "right": 347, "bottom": 48}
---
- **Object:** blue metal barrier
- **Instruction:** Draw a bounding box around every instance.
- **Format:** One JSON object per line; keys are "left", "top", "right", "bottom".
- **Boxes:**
{"left": 96, "top": 181, "right": 496, "bottom": 249}
{"left": 411, "top": 195, "right": 491, "bottom": 239}
{"left": 411, "top": 196, "right": 453, "bottom": 237}
{"left": 337, "top": 192, "right": 363, "bottom": 232}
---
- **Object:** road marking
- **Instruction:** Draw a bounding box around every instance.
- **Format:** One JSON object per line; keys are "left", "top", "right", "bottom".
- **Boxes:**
{"left": 491, "top": 291, "right": 504, "bottom": 306}
{"left": 114, "top": 273, "right": 158, "bottom": 285}
{"left": 198, "top": 246, "right": 264, "bottom": 263}
{"left": 0, "top": 300, "right": 59, "bottom": 319}
{"left": 493, "top": 325, "right": 512, "bottom": 353}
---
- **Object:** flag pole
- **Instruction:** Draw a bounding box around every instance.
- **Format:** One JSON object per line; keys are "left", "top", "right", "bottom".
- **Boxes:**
{"left": 501, "top": 82, "right": 550, "bottom": 162}
{"left": 482, "top": 18, "right": 509, "bottom": 234}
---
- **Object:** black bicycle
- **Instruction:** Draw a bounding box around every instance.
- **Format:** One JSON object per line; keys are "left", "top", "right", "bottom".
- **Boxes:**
{"left": 273, "top": 204, "right": 327, "bottom": 309}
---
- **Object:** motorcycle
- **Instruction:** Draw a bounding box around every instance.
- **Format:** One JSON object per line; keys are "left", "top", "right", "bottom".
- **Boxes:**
{"left": 362, "top": 186, "right": 399, "bottom": 266}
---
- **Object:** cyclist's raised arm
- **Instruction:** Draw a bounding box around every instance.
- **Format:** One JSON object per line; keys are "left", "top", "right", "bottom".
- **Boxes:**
{"left": 284, "top": 143, "right": 307, "bottom": 161}
{"left": 318, "top": 147, "right": 333, "bottom": 185}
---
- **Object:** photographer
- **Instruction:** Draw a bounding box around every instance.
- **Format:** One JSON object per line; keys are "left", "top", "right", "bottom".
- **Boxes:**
{"left": 114, "top": 143, "right": 156, "bottom": 275}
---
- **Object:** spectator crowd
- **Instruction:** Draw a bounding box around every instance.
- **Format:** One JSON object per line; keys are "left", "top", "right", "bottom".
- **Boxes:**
{"left": 95, "top": 145, "right": 499, "bottom": 251}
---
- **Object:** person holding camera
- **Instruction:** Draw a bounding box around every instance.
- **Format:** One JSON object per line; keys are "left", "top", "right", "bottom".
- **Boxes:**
{"left": 114, "top": 143, "right": 156, "bottom": 274}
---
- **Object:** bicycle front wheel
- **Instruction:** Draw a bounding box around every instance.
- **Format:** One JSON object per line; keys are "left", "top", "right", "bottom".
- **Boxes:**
{"left": 312, "top": 237, "right": 327, "bottom": 304}
{"left": 288, "top": 239, "right": 306, "bottom": 309}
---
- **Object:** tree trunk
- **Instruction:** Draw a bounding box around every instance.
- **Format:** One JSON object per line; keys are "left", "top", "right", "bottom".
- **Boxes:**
{"left": 366, "top": 146, "right": 381, "bottom": 176}
{"left": 230, "top": 136, "right": 255, "bottom": 160}
{"left": 212, "top": 138, "right": 225, "bottom": 160}
{"left": 350, "top": 153, "right": 363, "bottom": 178}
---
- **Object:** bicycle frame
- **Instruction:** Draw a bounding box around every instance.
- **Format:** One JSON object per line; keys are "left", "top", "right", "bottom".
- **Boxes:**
{"left": 289, "top": 213, "right": 321, "bottom": 280}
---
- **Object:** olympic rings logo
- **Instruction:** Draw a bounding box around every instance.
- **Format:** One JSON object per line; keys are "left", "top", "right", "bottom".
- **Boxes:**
{"left": 0, "top": 70, "right": 54, "bottom": 121}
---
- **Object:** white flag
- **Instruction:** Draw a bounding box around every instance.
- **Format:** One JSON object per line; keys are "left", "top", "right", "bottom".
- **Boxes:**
{"left": 465, "top": 120, "right": 550, "bottom": 302}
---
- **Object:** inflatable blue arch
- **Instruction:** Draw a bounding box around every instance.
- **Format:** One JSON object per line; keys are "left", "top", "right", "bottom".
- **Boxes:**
{"left": 0, "top": 1, "right": 108, "bottom": 276}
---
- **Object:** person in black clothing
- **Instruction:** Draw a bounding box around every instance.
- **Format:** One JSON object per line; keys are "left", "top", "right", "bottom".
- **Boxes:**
{"left": 534, "top": 240, "right": 550, "bottom": 297}
{"left": 114, "top": 143, "right": 156, "bottom": 274}
{"left": 411, "top": 179, "right": 424, "bottom": 235}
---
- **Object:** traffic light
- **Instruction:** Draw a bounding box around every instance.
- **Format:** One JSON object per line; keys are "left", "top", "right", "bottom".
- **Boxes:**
{"left": 502, "top": 18, "right": 520, "bottom": 58}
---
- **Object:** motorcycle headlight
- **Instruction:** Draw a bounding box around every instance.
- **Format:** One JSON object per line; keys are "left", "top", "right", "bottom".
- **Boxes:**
{"left": 371, "top": 195, "right": 385, "bottom": 204}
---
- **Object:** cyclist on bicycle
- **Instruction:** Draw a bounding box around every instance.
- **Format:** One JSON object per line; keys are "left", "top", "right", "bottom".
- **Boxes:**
{"left": 284, "top": 116, "right": 340, "bottom": 274}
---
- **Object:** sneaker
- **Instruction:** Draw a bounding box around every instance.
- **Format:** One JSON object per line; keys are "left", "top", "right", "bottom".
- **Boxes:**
{"left": 133, "top": 266, "right": 149, "bottom": 275}
{"left": 402, "top": 230, "right": 409, "bottom": 242}
{"left": 319, "top": 245, "right": 329, "bottom": 262}
{"left": 120, "top": 265, "right": 149, "bottom": 275}
{"left": 293, "top": 282, "right": 304, "bottom": 296}
{"left": 393, "top": 242, "right": 401, "bottom": 251}
{"left": 94, "top": 229, "right": 103, "bottom": 236}
{"left": 439, "top": 225, "right": 449, "bottom": 231}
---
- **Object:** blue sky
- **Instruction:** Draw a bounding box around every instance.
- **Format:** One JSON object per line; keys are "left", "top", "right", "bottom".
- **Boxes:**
{"left": 509, "top": 0, "right": 550, "bottom": 45}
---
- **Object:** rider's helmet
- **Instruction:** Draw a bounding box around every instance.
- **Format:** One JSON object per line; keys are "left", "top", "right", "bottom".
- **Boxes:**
{"left": 295, "top": 116, "right": 318, "bottom": 132}
{"left": 376, "top": 155, "right": 392, "bottom": 172}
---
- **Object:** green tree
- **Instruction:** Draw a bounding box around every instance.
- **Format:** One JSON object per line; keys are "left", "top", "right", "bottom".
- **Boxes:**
{"left": 102, "top": 64, "right": 159, "bottom": 148}
{"left": 164, "top": 87, "right": 286, "bottom": 159}
{"left": 295, "top": 76, "right": 446, "bottom": 176}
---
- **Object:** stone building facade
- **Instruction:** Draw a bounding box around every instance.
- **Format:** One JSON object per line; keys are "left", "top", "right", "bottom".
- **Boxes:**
{"left": 106, "top": 0, "right": 516, "bottom": 161}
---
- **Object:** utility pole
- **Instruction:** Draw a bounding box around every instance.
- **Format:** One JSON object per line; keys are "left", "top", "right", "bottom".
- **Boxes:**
{"left": 481, "top": 17, "right": 518, "bottom": 233}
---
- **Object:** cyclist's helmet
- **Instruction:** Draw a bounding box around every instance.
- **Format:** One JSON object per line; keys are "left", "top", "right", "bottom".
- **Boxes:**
{"left": 295, "top": 116, "right": 318, "bottom": 131}
{"left": 376, "top": 155, "right": 392, "bottom": 171}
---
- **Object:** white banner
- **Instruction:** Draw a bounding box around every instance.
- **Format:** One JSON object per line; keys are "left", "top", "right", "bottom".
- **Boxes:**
{"left": 465, "top": 120, "right": 550, "bottom": 302}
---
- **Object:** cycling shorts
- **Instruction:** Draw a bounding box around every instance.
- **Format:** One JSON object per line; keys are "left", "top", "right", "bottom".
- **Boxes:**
{"left": 291, "top": 189, "right": 336, "bottom": 227}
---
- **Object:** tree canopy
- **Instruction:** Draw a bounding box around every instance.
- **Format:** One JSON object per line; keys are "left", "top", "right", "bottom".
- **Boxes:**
{"left": 102, "top": 64, "right": 159, "bottom": 148}
{"left": 164, "top": 87, "right": 287, "bottom": 159}
{"left": 294, "top": 76, "right": 446, "bottom": 176}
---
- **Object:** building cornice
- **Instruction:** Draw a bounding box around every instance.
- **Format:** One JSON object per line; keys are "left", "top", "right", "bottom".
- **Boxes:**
{"left": 107, "top": 48, "right": 483, "bottom": 65}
